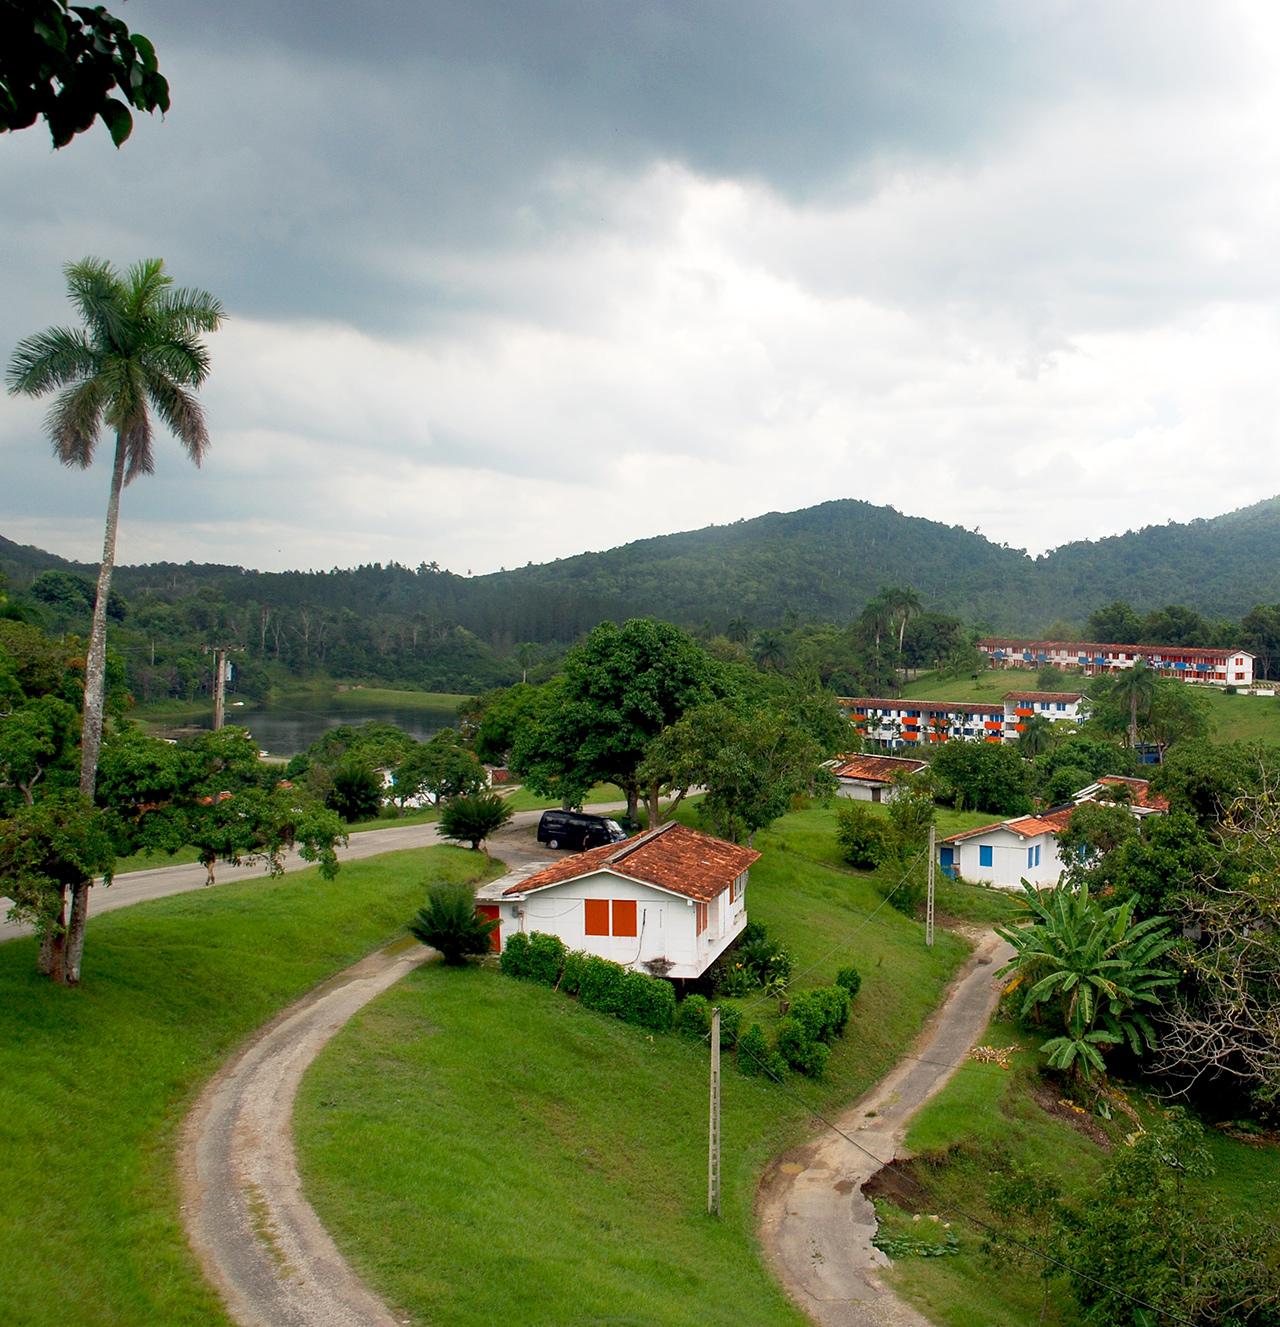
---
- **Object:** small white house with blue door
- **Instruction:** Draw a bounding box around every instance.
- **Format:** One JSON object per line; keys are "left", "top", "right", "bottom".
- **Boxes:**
{"left": 939, "top": 806, "right": 1075, "bottom": 889}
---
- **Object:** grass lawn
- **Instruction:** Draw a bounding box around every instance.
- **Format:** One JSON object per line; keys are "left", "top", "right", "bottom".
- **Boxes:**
{"left": 899, "top": 670, "right": 1280, "bottom": 746}
{"left": 0, "top": 845, "right": 494, "bottom": 1327}
{"left": 294, "top": 803, "right": 974, "bottom": 1327}
{"left": 498, "top": 782, "right": 629, "bottom": 812}
{"left": 302, "top": 686, "right": 468, "bottom": 711}
{"left": 880, "top": 1013, "right": 1280, "bottom": 1327}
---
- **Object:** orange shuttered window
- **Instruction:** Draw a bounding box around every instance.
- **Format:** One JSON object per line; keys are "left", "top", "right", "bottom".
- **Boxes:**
{"left": 584, "top": 898, "right": 610, "bottom": 936}
{"left": 696, "top": 902, "right": 708, "bottom": 935}
{"left": 612, "top": 899, "right": 637, "bottom": 937}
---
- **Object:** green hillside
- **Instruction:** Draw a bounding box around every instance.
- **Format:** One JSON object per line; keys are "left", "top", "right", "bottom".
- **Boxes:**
{"left": 5, "top": 494, "right": 1280, "bottom": 666}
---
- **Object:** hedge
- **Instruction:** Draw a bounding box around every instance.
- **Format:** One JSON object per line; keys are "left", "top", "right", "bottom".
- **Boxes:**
{"left": 788, "top": 986, "right": 850, "bottom": 1045}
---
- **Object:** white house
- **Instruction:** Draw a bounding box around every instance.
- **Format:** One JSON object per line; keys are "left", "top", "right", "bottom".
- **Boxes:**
{"left": 1072, "top": 775, "right": 1170, "bottom": 818}
{"left": 832, "top": 753, "right": 927, "bottom": 802}
{"left": 939, "top": 806, "right": 1075, "bottom": 889}
{"left": 474, "top": 821, "right": 760, "bottom": 979}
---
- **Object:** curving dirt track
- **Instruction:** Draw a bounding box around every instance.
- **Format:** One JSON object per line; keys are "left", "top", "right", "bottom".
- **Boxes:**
{"left": 757, "top": 929, "right": 1016, "bottom": 1327}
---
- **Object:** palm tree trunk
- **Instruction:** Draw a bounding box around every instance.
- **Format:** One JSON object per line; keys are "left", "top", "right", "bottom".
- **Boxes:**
{"left": 80, "top": 430, "right": 126, "bottom": 799}
{"left": 55, "top": 433, "right": 125, "bottom": 984}
{"left": 1129, "top": 692, "right": 1139, "bottom": 748}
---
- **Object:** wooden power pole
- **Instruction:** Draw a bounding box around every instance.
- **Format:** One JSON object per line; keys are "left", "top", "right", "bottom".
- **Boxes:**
{"left": 708, "top": 1006, "right": 721, "bottom": 1217}
{"left": 926, "top": 824, "right": 936, "bottom": 948}
{"left": 205, "top": 646, "right": 242, "bottom": 731}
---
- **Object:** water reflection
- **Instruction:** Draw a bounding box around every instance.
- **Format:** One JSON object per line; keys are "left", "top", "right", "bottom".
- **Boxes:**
{"left": 184, "top": 701, "right": 459, "bottom": 758}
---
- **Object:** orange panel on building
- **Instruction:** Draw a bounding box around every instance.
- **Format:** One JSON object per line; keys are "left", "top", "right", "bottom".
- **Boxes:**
{"left": 476, "top": 904, "right": 501, "bottom": 952}
{"left": 612, "top": 899, "right": 637, "bottom": 937}
{"left": 584, "top": 898, "right": 610, "bottom": 936}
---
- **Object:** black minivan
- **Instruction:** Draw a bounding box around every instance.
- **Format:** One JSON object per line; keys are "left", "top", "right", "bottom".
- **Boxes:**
{"left": 537, "top": 810, "right": 627, "bottom": 851}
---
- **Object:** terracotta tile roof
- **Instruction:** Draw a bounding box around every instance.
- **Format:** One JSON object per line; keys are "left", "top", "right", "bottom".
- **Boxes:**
{"left": 981, "top": 638, "right": 1252, "bottom": 663}
{"left": 943, "top": 805, "right": 1076, "bottom": 844}
{"left": 1002, "top": 691, "right": 1084, "bottom": 703}
{"left": 839, "top": 697, "right": 1007, "bottom": 716}
{"left": 1095, "top": 776, "right": 1171, "bottom": 812}
{"left": 505, "top": 821, "right": 761, "bottom": 902}
{"left": 832, "top": 754, "right": 927, "bottom": 782}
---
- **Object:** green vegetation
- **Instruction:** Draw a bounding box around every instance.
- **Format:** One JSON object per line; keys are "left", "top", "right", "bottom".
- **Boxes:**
{"left": 295, "top": 804, "right": 970, "bottom": 1326}
{"left": 0, "top": 844, "right": 491, "bottom": 1327}
{"left": 880, "top": 1015, "right": 1280, "bottom": 1327}
{"left": 498, "top": 781, "right": 626, "bottom": 812}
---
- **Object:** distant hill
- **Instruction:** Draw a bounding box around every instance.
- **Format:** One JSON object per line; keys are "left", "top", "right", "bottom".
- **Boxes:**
{"left": 5, "top": 494, "right": 1280, "bottom": 639}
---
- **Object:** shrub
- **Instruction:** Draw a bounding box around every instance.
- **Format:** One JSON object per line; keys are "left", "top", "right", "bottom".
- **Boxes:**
{"left": 438, "top": 791, "right": 513, "bottom": 851}
{"left": 741, "top": 919, "right": 767, "bottom": 945}
{"left": 559, "top": 949, "right": 589, "bottom": 995}
{"left": 526, "top": 931, "right": 566, "bottom": 987}
{"left": 325, "top": 761, "right": 382, "bottom": 822}
{"left": 717, "top": 1004, "right": 742, "bottom": 1047}
{"left": 677, "top": 993, "right": 712, "bottom": 1038}
{"left": 835, "top": 965, "right": 862, "bottom": 999}
{"left": 619, "top": 969, "right": 675, "bottom": 1032}
{"left": 578, "top": 955, "right": 627, "bottom": 1017}
{"left": 499, "top": 930, "right": 531, "bottom": 978}
{"left": 777, "top": 1016, "right": 831, "bottom": 1077}
{"left": 408, "top": 881, "right": 496, "bottom": 966}
{"left": 736, "top": 1022, "right": 771, "bottom": 1076}
{"left": 789, "top": 986, "right": 850, "bottom": 1044}
{"left": 835, "top": 802, "right": 896, "bottom": 869}
{"left": 714, "top": 961, "right": 756, "bottom": 997}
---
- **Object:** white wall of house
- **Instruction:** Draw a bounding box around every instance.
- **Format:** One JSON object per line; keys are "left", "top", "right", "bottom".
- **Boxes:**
{"left": 942, "top": 829, "right": 1066, "bottom": 889}
{"left": 836, "top": 779, "right": 898, "bottom": 803}
{"left": 488, "top": 867, "right": 749, "bottom": 979}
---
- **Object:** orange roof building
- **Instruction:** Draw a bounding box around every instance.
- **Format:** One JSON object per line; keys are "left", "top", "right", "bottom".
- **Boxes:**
{"left": 475, "top": 822, "right": 759, "bottom": 979}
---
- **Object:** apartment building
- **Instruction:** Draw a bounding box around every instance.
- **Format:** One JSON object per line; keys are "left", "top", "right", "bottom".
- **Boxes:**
{"left": 839, "top": 691, "right": 1085, "bottom": 749}
{"left": 979, "top": 638, "right": 1254, "bottom": 687}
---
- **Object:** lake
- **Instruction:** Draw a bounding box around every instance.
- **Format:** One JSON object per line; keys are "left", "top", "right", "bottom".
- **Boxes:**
{"left": 184, "top": 699, "right": 461, "bottom": 758}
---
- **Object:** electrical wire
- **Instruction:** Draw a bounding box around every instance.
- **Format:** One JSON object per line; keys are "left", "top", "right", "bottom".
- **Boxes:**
{"left": 734, "top": 845, "right": 929, "bottom": 1019}
{"left": 730, "top": 1036, "right": 1200, "bottom": 1327}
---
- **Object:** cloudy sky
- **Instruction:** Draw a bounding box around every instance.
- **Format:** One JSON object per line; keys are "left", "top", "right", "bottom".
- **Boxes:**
{"left": 3, "top": 1, "right": 1280, "bottom": 573}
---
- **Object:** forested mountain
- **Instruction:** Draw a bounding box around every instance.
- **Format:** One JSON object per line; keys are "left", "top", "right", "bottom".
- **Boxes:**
{"left": 4, "top": 494, "right": 1280, "bottom": 698}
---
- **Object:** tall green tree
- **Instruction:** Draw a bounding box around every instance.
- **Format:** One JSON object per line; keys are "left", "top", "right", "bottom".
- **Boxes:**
{"left": 7, "top": 256, "right": 224, "bottom": 806}
{"left": 511, "top": 618, "right": 721, "bottom": 825}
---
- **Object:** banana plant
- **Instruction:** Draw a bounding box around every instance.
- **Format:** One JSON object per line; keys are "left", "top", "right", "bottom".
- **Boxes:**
{"left": 997, "top": 882, "right": 1179, "bottom": 1080}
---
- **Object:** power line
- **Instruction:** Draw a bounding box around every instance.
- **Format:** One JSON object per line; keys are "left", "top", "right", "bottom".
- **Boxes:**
{"left": 735, "top": 845, "right": 929, "bottom": 1020}
{"left": 732, "top": 1037, "right": 1200, "bottom": 1327}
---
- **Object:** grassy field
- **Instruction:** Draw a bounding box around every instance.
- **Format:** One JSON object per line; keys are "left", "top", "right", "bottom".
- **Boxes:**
{"left": 0, "top": 845, "right": 494, "bottom": 1327}
{"left": 498, "top": 782, "right": 629, "bottom": 813}
{"left": 878, "top": 1014, "right": 1280, "bottom": 1327}
{"left": 898, "top": 669, "right": 1280, "bottom": 745}
{"left": 320, "top": 687, "right": 468, "bottom": 711}
{"left": 294, "top": 803, "right": 975, "bottom": 1327}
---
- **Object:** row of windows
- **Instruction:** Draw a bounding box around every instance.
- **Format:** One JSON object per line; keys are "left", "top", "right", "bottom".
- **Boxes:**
{"left": 974, "top": 843, "right": 1042, "bottom": 869}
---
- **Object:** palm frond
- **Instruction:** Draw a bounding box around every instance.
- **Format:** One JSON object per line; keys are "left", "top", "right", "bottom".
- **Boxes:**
{"left": 46, "top": 380, "right": 108, "bottom": 468}
{"left": 124, "top": 259, "right": 172, "bottom": 320}
{"left": 159, "top": 286, "right": 226, "bottom": 337}
{"left": 141, "top": 335, "right": 212, "bottom": 388}
{"left": 63, "top": 258, "right": 128, "bottom": 349}
{"left": 6, "top": 327, "right": 100, "bottom": 395}
{"left": 143, "top": 371, "right": 209, "bottom": 465}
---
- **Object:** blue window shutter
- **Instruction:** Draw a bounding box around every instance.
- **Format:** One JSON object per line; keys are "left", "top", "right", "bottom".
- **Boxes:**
{"left": 979, "top": 845, "right": 993, "bottom": 868}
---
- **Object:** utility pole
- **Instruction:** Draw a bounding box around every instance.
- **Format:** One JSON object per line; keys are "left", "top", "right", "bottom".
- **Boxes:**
{"left": 708, "top": 1006, "right": 721, "bottom": 1217}
{"left": 204, "top": 646, "right": 242, "bottom": 731}
{"left": 926, "top": 824, "right": 936, "bottom": 948}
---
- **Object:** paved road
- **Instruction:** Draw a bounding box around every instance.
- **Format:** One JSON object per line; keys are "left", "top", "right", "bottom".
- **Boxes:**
{"left": 757, "top": 929, "right": 1016, "bottom": 1327}
{"left": 0, "top": 803, "right": 626, "bottom": 945}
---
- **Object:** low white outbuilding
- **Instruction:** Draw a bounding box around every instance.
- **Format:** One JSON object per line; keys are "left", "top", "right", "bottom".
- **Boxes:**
{"left": 832, "top": 753, "right": 927, "bottom": 803}
{"left": 475, "top": 821, "right": 760, "bottom": 979}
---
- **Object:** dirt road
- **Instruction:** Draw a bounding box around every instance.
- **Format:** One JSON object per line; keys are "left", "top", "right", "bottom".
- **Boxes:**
{"left": 757, "top": 929, "right": 1016, "bottom": 1327}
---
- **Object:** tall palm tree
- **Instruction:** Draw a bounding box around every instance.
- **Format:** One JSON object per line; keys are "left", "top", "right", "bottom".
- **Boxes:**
{"left": 859, "top": 592, "right": 895, "bottom": 678}
{"left": 1110, "top": 659, "right": 1157, "bottom": 748}
{"left": 891, "top": 585, "right": 923, "bottom": 658}
{"left": 753, "top": 628, "right": 787, "bottom": 672}
{"left": 7, "top": 257, "right": 224, "bottom": 801}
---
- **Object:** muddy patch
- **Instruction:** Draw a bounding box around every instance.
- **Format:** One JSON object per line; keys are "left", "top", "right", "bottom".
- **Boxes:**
{"left": 860, "top": 1157, "right": 936, "bottom": 1214}
{"left": 1028, "top": 1083, "right": 1112, "bottom": 1148}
